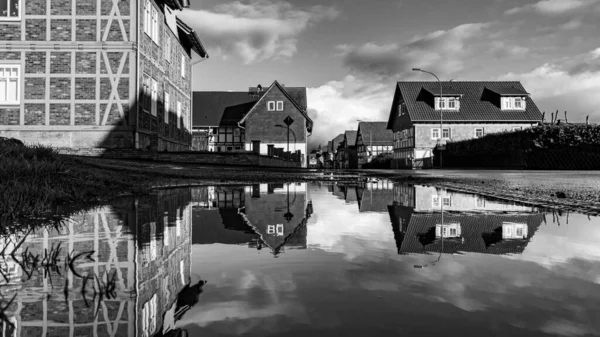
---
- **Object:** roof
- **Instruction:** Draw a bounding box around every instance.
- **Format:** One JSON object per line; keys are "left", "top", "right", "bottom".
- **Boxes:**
{"left": 193, "top": 92, "right": 258, "bottom": 127}
{"left": 344, "top": 130, "right": 357, "bottom": 146}
{"left": 395, "top": 81, "right": 543, "bottom": 123}
{"left": 176, "top": 17, "right": 208, "bottom": 58}
{"left": 423, "top": 86, "right": 463, "bottom": 97}
{"left": 357, "top": 122, "right": 394, "bottom": 145}
{"left": 332, "top": 134, "right": 345, "bottom": 151}
{"left": 486, "top": 86, "right": 529, "bottom": 96}
{"left": 164, "top": 0, "right": 183, "bottom": 10}
{"left": 238, "top": 81, "right": 313, "bottom": 132}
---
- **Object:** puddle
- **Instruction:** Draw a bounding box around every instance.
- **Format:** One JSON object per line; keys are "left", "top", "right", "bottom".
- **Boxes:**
{"left": 1, "top": 182, "right": 599, "bottom": 336}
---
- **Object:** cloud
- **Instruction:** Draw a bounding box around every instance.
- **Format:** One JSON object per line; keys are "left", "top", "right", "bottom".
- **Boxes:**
{"left": 179, "top": 1, "right": 339, "bottom": 64}
{"left": 506, "top": 0, "right": 600, "bottom": 15}
{"left": 336, "top": 23, "right": 491, "bottom": 80}
{"left": 307, "top": 75, "right": 393, "bottom": 147}
{"left": 498, "top": 47, "right": 600, "bottom": 121}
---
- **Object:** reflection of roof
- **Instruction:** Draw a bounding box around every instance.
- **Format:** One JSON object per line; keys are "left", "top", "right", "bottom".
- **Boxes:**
{"left": 392, "top": 81, "right": 543, "bottom": 123}
{"left": 397, "top": 212, "right": 544, "bottom": 255}
{"left": 358, "top": 122, "right": 394, "bottom": 145}
{"left": 192, "top": 209, "right": 258, "bottom": 245}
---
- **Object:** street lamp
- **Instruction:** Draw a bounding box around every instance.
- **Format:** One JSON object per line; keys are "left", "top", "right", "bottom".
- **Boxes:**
{"left": 414, "top": 188, "right": 444, "bottom": 268}
{"left": 356, "top": 119, "right": 372, "bottom": 167}
{"left": 412, "top": 68, "right": 444, "bottom": 169}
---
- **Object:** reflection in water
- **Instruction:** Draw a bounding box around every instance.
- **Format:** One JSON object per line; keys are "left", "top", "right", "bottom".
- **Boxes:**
{"left": 184, "top": 181, "right": 600, "bottom": 336}
{"left": 0, "top": 189, "right": 197, "bottom": 337}
{"left": 3, "top": 181, "right": 600, "bottom": 336}
{"left": 192, "top": 184, "right": 312, "bottom": 257}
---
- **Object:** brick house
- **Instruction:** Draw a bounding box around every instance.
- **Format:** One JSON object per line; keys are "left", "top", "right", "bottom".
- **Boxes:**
{"left": 192, "top": 81, "right": 313, "bottom": 167}
{"left": 356, "top": 121, "right": 393, "bottom": 168}
{"left": 0, "top": 0, "right": 207, "bottom": 152}
{"left": 387, "top": 81, "right": 543, "bottom": 168}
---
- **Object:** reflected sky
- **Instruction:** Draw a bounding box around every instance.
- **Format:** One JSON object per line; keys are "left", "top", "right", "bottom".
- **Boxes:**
{"left": 181, "top": 182, "right": 600, "bottom": 337}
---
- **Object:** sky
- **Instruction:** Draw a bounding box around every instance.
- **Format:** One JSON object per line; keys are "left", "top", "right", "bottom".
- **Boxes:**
{"left": 179, "top": 0, "right": 600, "bottom": 147}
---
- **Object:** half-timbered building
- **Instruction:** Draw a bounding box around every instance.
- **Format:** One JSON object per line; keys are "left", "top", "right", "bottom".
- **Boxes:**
{"left": 0, "top": 0, "right": 207, "bottom": 152}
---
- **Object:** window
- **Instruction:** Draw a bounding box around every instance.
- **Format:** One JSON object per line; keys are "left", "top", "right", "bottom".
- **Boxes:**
{"left": 176, "top": 211, "right": 181, "bottom": 236}
{"left": 144, "top": 1, "right": 160, "bottom": 43}
{"left": 276, "top": 224, "right": 284, "bottom": 236}
{"left": 512, "top": 126, "right": 522, "bottom": 131}
{"left": 0, "top": 0, "right": 20, "bottom": 19}
{"left": 164, "top": 91, "right": 170, "bottom": 124}
{"left": 431, "top": 128, "right": 440, "bottom": 139}
{"left": 442, "top": 197, "right": 451, "bottom": 207}
{"left": 164, "top": 217, "right": 169, "bottom": 246}
{"left": 276, "top": 101, "right": 284, "bottom": 111}
{"left": 142, "top": 75, "right": 151, "bottom": 112}
{"left": 502, "top": 97, "right": 526, "bottom": 110}
{"left": 151, "top": 79, "right": 157, "bottom": 116}
{"left": 267, "top": 225, "right": 275, "bottom": 234}
{"left": 0, "top": 65, "right": 20, "bottom": 104}
{"left": 436, "top": 97, "right": 460, "bottom": 110}
{"left": 152, "top": 6, "right": 159, "bottom": 43}
{"left": 149, "top": 222, "right": 157, "bottom": 260}
{"left": 267, "top": 101, "right": 275, "bottom": 111}
{"left": 180, "top": 260, "right": 185, "bottom": 285}
{"left": 432, "top": 195, "right": 440, "bottom": 208}
{"left": 477, "top": 197, "right": 485, "bottom": 208}
{"left": 442, "top": 128, "right": 451, "bottom": 139}
{"left": 514, "top": 97, "right": 523, "bottom": 109}
{"left": 474, "top": 128, "right": 484, "bottom": 138}
{"left": 176, "top": 101, "right": 181, "bottom": 129}
{"left": 181, "top": 53, "right": 186, "bottom": 78}
{"left": 165, "top": 36, "right": 171, "bottom": 62}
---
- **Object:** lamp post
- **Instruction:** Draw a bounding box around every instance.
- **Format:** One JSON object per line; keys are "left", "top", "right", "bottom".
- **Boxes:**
{"left": 356, "top": 119, "right": 372, "bottom": 167}
{"left": 412, "top": 68, "right": 443, "bottom": 169}
{"left": 414, "top": 189, "right": 444, "bottom": 268}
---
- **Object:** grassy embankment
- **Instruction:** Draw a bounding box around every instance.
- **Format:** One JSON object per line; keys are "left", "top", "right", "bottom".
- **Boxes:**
{"left": 0, "top": 138, "right": 156, "bottom": 227}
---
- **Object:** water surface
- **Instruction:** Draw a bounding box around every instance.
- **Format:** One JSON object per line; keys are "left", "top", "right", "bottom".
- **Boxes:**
{"left": 1, "top": 182, "right": 599, "bottom": 337}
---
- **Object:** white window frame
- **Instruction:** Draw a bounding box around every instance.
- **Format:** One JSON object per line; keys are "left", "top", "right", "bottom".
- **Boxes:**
{"left": 151, "top": 79, "right": 158, "bottom": 116}
{"left": 164, "top": 91, "right": 170, "bottom": 124}
{"left": 165, "top": 35, "right": 171, "bottom": 62}
{"left": 442, "top": 128, "right": 451, "bottom": 139}
{"left": 0, "top": 65, "right": 20, "bottom": 105}
{"left": 474, "top": 128, "right": 484, "bottom": 138}
{"left": 181, "top": 53, "right": 186, "bottom": 78}
{"left": 431, "top": 128, "right": 440, "bottom": 140}
{"left": 442, "top": 196, "right": 451, "bottom": 207}
{"left": 0, "top": 0, "right": 21, "bottom": 20}
{"left": 512, "top": 126, "right": 522, "bottom": 131}
{"left": 514, "top": 97, "right": 524, "bottom": 109}
{"left": 151, "top": 6, "right": 159, "bottom": 44}
{"left": 276, "top": 224, "right": 284, "bottom": 236}
{"left": 435, "top": 97, "right": 460, "bottom": 110}
{"left": 502, "top": 97, "right": 526, "bottom": 110}
{"left": 276, "top": 101, "right": 284, "bottom": 111}
{"left": 180, "top": 260, "right": 186, "bottom": 285}
{"left": 176, "top": 101, "right": 181, "bottom": 129}
{"left": 267, "top": 101, "right": 275, "bottom": 111}
{"left": 144, "top": 0, "right": 151, "bottom": 37}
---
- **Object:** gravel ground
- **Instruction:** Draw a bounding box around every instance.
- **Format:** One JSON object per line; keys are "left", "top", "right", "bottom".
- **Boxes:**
{"left": 80, "top": 157, "right": 600, "bottom": 215}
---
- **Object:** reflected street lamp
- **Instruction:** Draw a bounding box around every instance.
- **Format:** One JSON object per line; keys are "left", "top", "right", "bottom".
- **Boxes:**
{"left": 412, "top": 68, "right": 444, "bottom": 168}
{"left": 414, "top": 188, "right": 444, "bottom": 268}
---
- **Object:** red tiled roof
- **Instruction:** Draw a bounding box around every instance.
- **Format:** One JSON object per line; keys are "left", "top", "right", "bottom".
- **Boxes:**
{"left": 357, "top": 122, "right": 394, "bottom": 145}
{"left": 397, "top": 81, "right": 543, "bottom": 122}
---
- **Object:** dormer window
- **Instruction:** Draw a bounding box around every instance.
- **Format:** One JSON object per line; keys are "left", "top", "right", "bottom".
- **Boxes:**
{"left": 435, "top": 97, "right": 459, "bottom": 110}
{"left": 502, "top": 97, "right": 526, "bottom": 110}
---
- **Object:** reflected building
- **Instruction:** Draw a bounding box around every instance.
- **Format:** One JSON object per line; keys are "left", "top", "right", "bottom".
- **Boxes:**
{"left": 387, "top": 185, "right": 544, "bottom": 255}
{"left": 191, "top": 183, "right": 311, "bottom": 256}
{"left": 0, "top": 189, "right": 195, "bottom": 337}
{"left": 357, "top": 180, "right": 395, "bottom": 213}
